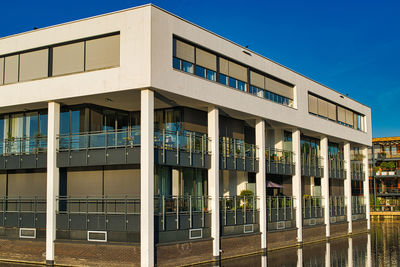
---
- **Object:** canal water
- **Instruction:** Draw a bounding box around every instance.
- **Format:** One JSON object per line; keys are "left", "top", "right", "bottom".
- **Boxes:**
{"left": 200, "top": 220, "right": 399, "bottom": 266}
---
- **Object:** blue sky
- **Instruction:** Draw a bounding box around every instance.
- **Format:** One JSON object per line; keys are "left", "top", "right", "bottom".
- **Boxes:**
{"left": 1, "top": 0, "right": 399, "bottom": 138}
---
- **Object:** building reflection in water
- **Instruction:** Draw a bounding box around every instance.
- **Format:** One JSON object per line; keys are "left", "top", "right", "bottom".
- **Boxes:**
{"left": 200, "top": 233, "right": 372, "bottom": 266}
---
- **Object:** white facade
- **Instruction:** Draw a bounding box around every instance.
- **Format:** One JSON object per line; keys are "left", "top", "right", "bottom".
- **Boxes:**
{"left": 0, "top": 4, "right": 371, "bottom": 266}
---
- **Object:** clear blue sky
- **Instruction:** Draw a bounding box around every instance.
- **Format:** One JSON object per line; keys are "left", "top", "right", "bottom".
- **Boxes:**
{"left": 0, "top": 0, "right": 399, "bottom": 138}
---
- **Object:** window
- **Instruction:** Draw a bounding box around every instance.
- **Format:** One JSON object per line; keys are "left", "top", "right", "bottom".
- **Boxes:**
{"left": 195, "top": 65, "right": 206, "bottom": 78}
{"left": 182, "top": 61, "right": 194, "bottom": 73}
{"left": 308, "top": 93, "right": 365, "bottom": 131}
{"left": 172, "top": 37, "right": 295, "bottom": 107}
{"left": 219, "top": 74, "right": 228, "bottom": 85}
{"left": 53, "top": 42, "right": 85, "bottom": 76}
{"left": 206, "top": 69, "right": 216, "bottom": 81}
{"left": 19, "top": 49, "right": 49, "bottom": 82}
{"left": 85, "top": 35, "right": 120, "bottom": 71}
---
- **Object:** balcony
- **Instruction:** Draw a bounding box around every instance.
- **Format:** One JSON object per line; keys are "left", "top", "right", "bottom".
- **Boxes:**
{"left": 219, "top": 138, "right": 259, "bottom": 172}
{"left": 375, "top": 170, "right": 400, "bottom": 178}
{"left": 155, "top": 195, "right": 211, "bottom": 243}
{"left": 376, "top": 188, "right": 400, "bottom": 197}
{"left": 57, "top": 129, "right": 211, "bottom": 169}
{"left": 302, "top": 196, "right": 324, "bottom": 226}
{"left": 375, "top": 152, "right": 400, "bottom": 161}
{"left": 0, "top": 197, "right": 46, "bottom": 229}
{"left": 329, "top": 196, "right": 346, "bottom": 224}
{"left": 267, "top": 196, "right": 295, "bottom": 231}
{"left": 56, "top": 196, "right": 140, "bottom": 242}
{"left": 220, "top": 195, "right": 259, "bottom": 236}
{"left": 301, "top": 156, "right": 323, "bottom": 177}
{"left": 351, "top": 196, "right": 366, "bottom": 221}
{"left": 0, "top": 137, "right": 47, "bottom": 170}
{"left": 265, "top": 148, "right": 295, "bottom": 176}
{"left": 351, "top": 161, "right": 365, "bottom": 181}
{"left": 329, "top": 157, "right": 346, "bottom": 179}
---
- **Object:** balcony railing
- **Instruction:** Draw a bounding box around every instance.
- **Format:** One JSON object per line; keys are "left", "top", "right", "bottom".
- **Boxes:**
{"left": 329, "top": 157, "right": 346, "bottom": 179}
{"left": 377, "top": 188, "right": 400, "bottom": 195}
{"left": 265, "top": 148, "right": 295, "bottom": 175}
{"left": 267, "top": 196, "right": 295, "bottom": 230}
{"left": 57, "top": 129, "right": 211, "bottom": 168}
{"left": 0, "top": 197, "right": 46, "bottom": 229}
{"left": 351, "top": 161, "right": 365, "bottom": 181}
{"left": 329, "top": 196, "right": 346, "bottom": 223}
{"left": 220, "top": 195, "right": 259, "bottom": 236}
{"left": 0, "top": 136, "right": 48, "bottom": 169}
{"left": 375, "top": 170, "right": 400, "bottom": 177}
{"left": 351, "top": 196, "right": 366, "bottom": 220}
{"left": 0, "top": 136, "right": 47, "bottom": 155}
{"left": 302, "top": 196, "right": 324, "bottom": 226}
{"left": 301, "top": 155, "right": 324, "bottom": 177}
{"left": 219, "top": 138, "right": 258, "bottom": 172}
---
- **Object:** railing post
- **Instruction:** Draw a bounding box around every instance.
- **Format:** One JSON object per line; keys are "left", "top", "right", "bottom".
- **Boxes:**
{"left": 3, "top": 196, "right": 6, "bottom": 227}
{"left": 176, "top": 130, "right": 180, "bottom": 165}
{"left": 234, "top": 196, "right": 237, "bottom": 225}
{"left": 253, "top": 195, "right": 256, "bottom": 223}
{"left": 201, "top": 196, "right": 205, "bottom": 228}
{"left": 244, "top": 195, "right": 247, "bottom": 224}
{"left": 162, "top": 129, "right": 166, "bottom": 163}
{"left": 18, "top": 196, "right": 21, "bottom": 228}
{"left": 284, "top": 196, "right": 287, "bottom": 221}
{"left": 189, "top": 132, "right": 193, "bottom": 166}
{"left": 34, "top": 196, "right": 37, "bottom": 228}
{"left": 162, "top": 195, "right": 165, "bottom": 231}
{"left": 85, "top": 196, "right": 88, "bottom": 230}
{"left": 224, "top": 197, "right": 227, "bottom": 226}
{"left": 189, "top": 196, "right": 192, "bottom": 229}
{"left": 125, "top": 196, "right": 128, "bottom": 231}
{"left": 176, "top": 197, "right": 179, "bottom": 230}
{"left": 233, "top": 139, "right": 237, "bottom": 169}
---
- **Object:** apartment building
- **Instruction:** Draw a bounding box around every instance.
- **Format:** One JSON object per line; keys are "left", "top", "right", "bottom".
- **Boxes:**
{"left": 370, "top": 137, "right": 400, "bottom": 209}
{"left": 0, "top": 4, "right": 371, "bottom": 266}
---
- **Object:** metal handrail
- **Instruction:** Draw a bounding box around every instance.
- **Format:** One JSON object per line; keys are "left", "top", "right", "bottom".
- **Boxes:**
{"left": 302, "top": 196, "right": 324, "bottom": 219}
{"left": 219, "top": 138, "right": 258, "bottom": 160}
{"left": 57, "top": 129, "right": 211, "bottom": 155}
{"left": 266, "top": 196, "right": 295, "bottom": 222}
{"left": 0, "top": 136, "right": 47, "bottom": 156}
{"left": 265, "top": 148, "right": 294, "bottom": 165}
{"left": 329, "top": 196, "right": 346, "bottom": 217}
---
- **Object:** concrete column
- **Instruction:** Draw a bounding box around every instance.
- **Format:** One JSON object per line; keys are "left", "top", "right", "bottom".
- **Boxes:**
{"left": 363, "top": 146, "right": 371, "bottom": 230}
{"left": 208, "top": 107, "right": 220, "bottom": 259}
{"left": 292, "top": 129, "right": 302, "bottom": 243}
{"left": 320, "top": 137, "right": 330, "bottom": 238}
{"left": 344, "top": 142, "right": 353, "bottom": 234}
{"left": 46, "top": 101, "right": 60, "bottom": 264}
{"left": 141, "top": 89, "right": 154, "bottom": 267}
{"left": 256, "top": 119, "right": 267, "bottom": 251}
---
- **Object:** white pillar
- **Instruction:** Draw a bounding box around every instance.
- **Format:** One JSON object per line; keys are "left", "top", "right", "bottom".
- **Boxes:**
{"left": 321, "top": 137, "right": 330, "bottom": 238}
{"left": 363, "top": 146, "right": 371, "bottom": 230}
{"left": 46, "top": 101, "right": 60, "bottom": 264}
{"left": 141, "top": 89, "right": 154, "bottom": 267}
{"left": 256, "top": 119, "right": 267, "bottom": 251}
{"left": 208, "top": 107, "right": 220, "bottom": 259}
{"left": 344, "top": 142, "right": 353, "bottom": 234}
{"left": 292, "top": 129, "right": 302, "bottom": 243}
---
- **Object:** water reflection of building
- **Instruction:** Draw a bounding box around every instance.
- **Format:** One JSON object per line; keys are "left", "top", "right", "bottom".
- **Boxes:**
{"left": 0, "top": 4, "right": 371, "bottom": 266}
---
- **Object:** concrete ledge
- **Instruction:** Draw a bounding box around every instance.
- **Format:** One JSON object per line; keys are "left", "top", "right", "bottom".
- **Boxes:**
{"left": 330, "top": 221, "right": 348, "bottom": 238}
{"left": 352, "top": 219, "right": 368, "bottom": 234}
{"left": 221, "top": 233, "right": 261, "bottom": 259}
{"left": 156, "top": 239, "right": 213, "bottom": 267}
{"left": 302, "top": 224, "right": 327, "bottom": 244}
{"left": 267, "top": 228, "right": 297, "bottom": 250}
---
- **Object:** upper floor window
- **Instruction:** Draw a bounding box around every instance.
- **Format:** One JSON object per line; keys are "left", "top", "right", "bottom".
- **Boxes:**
{"left": 0, "top": 33, "right": 120, "bottom": 86}
{"left": 172, "top": 37, "right": 294, "bottom": 107}
{"left": 308, "top": 93, "right": 365, "bottom": 132}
